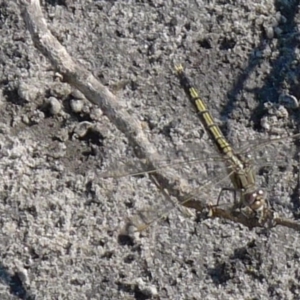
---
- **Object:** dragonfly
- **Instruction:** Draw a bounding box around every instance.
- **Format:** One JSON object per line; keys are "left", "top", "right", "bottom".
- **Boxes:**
{"left": 102, "top": 65, "right": 300, "bottom": 230}
{"left": 175, "top": 65, "right": 268, "bottom": 223}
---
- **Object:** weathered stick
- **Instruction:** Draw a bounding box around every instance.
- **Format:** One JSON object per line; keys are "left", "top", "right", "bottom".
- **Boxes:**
{"left": 18, "top": 0, "right": 191, "bottom": 200}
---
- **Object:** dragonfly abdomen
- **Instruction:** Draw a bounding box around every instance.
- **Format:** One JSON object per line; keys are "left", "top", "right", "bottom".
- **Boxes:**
{"left": 175, "top": 65, "right": 232, "bottom": 156}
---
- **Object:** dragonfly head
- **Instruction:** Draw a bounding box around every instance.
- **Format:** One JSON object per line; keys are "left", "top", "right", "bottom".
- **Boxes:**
{"left": 243, "top": 189, "right": 277, "bottom": 227}
{"left": 244, "top": 190, "right": 267, "bottom": 212}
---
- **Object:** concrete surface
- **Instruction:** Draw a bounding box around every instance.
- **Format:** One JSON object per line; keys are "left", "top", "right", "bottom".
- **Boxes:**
{"left": 1, "top": 0, "right": 300, "bottom": 299}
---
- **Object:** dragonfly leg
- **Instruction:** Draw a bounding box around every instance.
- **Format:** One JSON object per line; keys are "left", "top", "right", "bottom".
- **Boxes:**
{"left": 217, "top": 187, "right": 238, "bottom": 206}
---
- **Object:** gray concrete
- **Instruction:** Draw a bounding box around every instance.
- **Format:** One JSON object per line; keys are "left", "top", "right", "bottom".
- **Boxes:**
{"left": 1, "top": 0, "right": 300, "bottom": 299}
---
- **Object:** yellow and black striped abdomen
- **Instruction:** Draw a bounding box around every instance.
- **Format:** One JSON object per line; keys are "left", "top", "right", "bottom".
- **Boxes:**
{"left": 175, "top": 65, "right": 232, "bottom": 156}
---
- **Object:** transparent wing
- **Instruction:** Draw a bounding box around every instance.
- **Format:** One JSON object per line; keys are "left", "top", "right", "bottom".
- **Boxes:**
{"left": 104, "top": 133, "right": 300, "bottom": 230}
{"left": 239, "top": 133, "right": 300, "bottom": 178}
{"left": 237, "top": 133, "right": 300, "bottom": 159}
{"left": 99, "top": 149, "right": 225, "bottom": 179}
{"left": 128, "top": 170, "right": 235, "bottom": 232}
{"left": 100, "top": 133, "right": 300, "bottom": 180}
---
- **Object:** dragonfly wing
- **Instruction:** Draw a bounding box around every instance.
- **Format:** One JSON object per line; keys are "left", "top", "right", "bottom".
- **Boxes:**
{"left": 235, "top": 133, "right": 300, "bottom": 172}
{"left": 99, "top": 149, "right": 225, "bottom": 179}
{"left": 238, "top": 133, "right": 300, "bottom": 195}
{"left": 237, "top": 133, "right": 300, "bottom": 159}
{"left": 127, "top": 165, "right": 234, "bottom": 231}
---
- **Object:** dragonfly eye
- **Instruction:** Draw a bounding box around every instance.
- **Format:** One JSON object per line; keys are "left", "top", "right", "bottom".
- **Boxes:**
{"left": 258, "top": 190, "right": 264, "bottom": 195}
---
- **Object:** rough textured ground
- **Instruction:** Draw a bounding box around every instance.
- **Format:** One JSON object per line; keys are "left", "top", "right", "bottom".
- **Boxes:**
{"left": 1, "top": 0, "right": 300, "bottom": 299}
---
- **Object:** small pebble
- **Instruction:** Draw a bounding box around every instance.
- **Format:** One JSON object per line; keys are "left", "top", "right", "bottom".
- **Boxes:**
{"left": 279, "top": 93, "right": 299, "bottom": 109}
{"left": 276, "top": 105, "right": 289, "bottom": 118}
{"left": 265, "top": 26, "right": 274, "bottom": 39}
{"left": 73, "top": 121, "right": 93, "bottom": 138}
{"left": 90, "top": 107, "right": 103, "bottom": 120}
{"left": 22, "top": 115, "right": 30, "bottom": 124}
{"left": 30, "top": 110, "right": 45, "bottom": 124}
{"left": 135, "top": 278, "right": 158, "bottom": 297}
{"left": 55, "top": 128, "right": 69, "bottom": 142}
{"left": 54, "top": 72, "right": 63, "bottom": 81}
{"left": 70, "top": 99, "right": 84, "bottom": 113}
{"left": 47, "top": 97, "right": 62, "bottom": 115}
{"left": 50, "top": 82, "right": 71, "bottom": 98}
{"left": 18, "top": 81, "right": 40, "bottom": 103}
